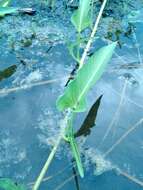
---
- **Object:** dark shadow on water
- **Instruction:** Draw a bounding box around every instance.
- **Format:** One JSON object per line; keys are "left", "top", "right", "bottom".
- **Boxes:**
{"left": 75, "top": 95, "right": 103, "bottom": 138}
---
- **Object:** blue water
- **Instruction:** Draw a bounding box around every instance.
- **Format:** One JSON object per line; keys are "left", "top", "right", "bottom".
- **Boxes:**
{"left": 0, "top": 0, "right": 143, "bottom": 189}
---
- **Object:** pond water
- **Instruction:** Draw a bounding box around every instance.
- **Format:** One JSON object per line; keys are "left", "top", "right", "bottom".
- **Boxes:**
{"left": 0, "top": 0, "right": 143, "bottom": 190}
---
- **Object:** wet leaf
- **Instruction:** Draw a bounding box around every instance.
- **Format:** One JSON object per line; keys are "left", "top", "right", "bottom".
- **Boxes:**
{"left": 71, "top": 0, "right": 91, "bottom": 33}
{"left": 75, "top": 95, "right": 103, "bottom": 138}
{"left": 0, "top": 178, "right": 26, "bottom": 190}
{"left": 0, "top": 65, "right": 17, "bottom": 81}
{"left": 56, "top": 42, "right": 116, "bottom": 112}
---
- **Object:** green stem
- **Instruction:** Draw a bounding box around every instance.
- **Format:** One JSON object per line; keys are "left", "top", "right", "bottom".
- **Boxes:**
{"left": 79, "top": 0, "right": 108, "bottom": 68}
{"left": 32, "top": 136, "right": 61, "bottom": 190}
{"left": 76, "top": 32, "right": 81, "bottom": 62}
{"left": 32, "top": 113, "right": 69, "bottom": 190}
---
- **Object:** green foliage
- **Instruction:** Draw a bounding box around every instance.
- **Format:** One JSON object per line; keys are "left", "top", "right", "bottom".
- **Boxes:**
{"left": 0, "top": 7, "right": 18, "bottom": 16}
{"left": 70, "top": 136, "right": 84, "bottom": 177}
{"left": 0, "top": 178, "right": 26, "bottom": 190}
{"left": 33, "top": 0, "right": 116, "bottom": 188}
{"left": 67, "top": 37, "right": 88, "bottom": 64}
{"left": 67, "top": 41, "right": 81, "bottom": 63}
{"left": 71, "top": 0, "right": 92, "bottom": 33}
{"left": 0, "top": 0, "right": 11, "bottom": 7}
{"left": 56, "top": 42, "right": 117, "bottom": 112}
{"left": 66, "top": 113, "right": 84, "bottom": 178}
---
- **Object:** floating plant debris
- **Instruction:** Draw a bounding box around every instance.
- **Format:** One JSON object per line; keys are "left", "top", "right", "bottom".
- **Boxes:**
{"left": 0, "top": 65, "right": 17, "bottom": 82}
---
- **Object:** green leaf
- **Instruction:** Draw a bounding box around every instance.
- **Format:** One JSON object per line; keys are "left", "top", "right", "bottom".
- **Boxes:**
{"left": 70, "top": 136, "right": 84, "bottom": 178}
{"left": 67, "top": 38, "right": 88, "bottom": 63}
{"left": 0, "top": 7, "right": 18, "bottom": 16}
{"left": 56, "top": 42, "right": 117, "bottom": 112}
{"left": 0, "top": 178, "right": 26, "bottom": 190}
{"left": 67, "top": 41, "right": 80, "bottom": 63}
{"left": 66, "top": 114, "right": 84, "bottom": 178}
{"left": 0, "top": 0, "right": 11, "bottom": 7}
{"left": 71, "top": 0, "right": 91, "bottom": 33}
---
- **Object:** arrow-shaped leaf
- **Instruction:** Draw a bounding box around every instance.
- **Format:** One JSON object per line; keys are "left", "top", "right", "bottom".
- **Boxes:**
{"left": 56, "top": 42, "right": 117, "bottom": 112}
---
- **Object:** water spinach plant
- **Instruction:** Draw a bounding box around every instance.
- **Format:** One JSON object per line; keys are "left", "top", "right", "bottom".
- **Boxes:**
{"left": 32, "top": 0, "right": 116, "bottom": 190}
{"left": 0, "top": 0, "right": 116, "bottom": 190}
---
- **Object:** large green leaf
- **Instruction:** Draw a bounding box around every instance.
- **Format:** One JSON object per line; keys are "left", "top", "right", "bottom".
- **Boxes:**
{"left": 0, "top": 7, "right": 18, "bottom": 16}
{"left": 0, "top": 0, "right": 11, "bottom": 7}
{"left": 56, "top": 42, "right": 117, "bottom": 112}
{"left": 71, "top": 0, "right": 91, "bottom": 33}
{"left": 0, "top": 178, "right": 26, "bottom": 190}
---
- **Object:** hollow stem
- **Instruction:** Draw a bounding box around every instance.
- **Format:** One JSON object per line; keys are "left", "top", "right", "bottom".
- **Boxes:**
{"left": 79, "top": 0, "right": 108, "bottom": 69}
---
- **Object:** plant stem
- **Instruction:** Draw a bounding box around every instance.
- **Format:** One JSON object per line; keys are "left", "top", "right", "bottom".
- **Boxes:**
{"left": 76, "top": 32, "right": 81, "bottom": 61}
{"left": 32, "top": 136, "right": 61, "bottom": 190}
{"left": 79, "top": 0, "right": 108, "bottom": 69}
{"left": 32, "top": 113, "right": 69, "bottom": 190}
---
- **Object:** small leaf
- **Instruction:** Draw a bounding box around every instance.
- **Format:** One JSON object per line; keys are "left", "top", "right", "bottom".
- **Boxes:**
{"left": 0, "top": 7, "right": 18, "bottom": 16}
{"left": 0, "top": 0, "right": 11, "bottom": 7}
{"left": 0, "top": 178, "right": 26, "bottom": 190}
{"left": 56, "top": 42, "right": 117, "bottom": 112}
{"left": 75, "top": 95, "right": 103, "bottom": 138}
{"left": 67, "top": 38, "right": 88, "bottom": 63}
{"left": 71, "top": 0, "right": 91, "bottom": 33}
{"left": 67, "top": 41, "right": 80, "bottom": 63}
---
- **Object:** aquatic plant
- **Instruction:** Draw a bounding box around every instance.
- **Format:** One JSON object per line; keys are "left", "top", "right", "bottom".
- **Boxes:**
{"left": 32, "top": 0, "right": 116, "bottom": 190}
{"left": 0, "top": 0, "right": 117, "bottom": 190}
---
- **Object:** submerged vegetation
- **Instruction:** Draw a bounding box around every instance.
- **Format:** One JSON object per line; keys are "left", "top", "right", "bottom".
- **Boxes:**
{"left": 0, "top": 0, "right": 143, "bottom": 190}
